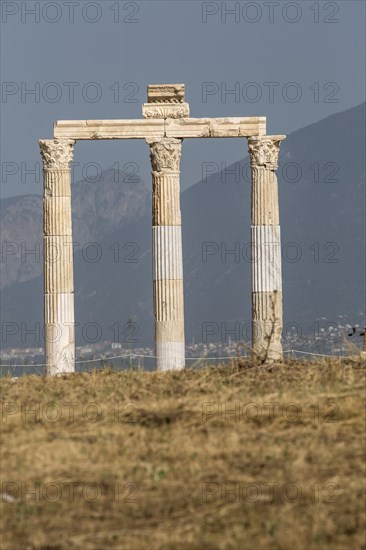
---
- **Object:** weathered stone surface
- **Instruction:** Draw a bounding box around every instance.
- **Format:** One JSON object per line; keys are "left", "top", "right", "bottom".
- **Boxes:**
{"left": 43, "top": 236, "right": 74, "bottom": 294}
{"left": 252, "top": 290, "right": 283, "bottom": 322}
{"left": 44, "top": 292, "right": 75, "bottom": 374}
{"left": 149, "top": 137, "right": 185, "bottom": 371}
{"left": 153, "top": 227, "right": 183, "bottom": 280}
{"left": 143, "top": 84, "right": 188, "bottom": 119}
{"left": 155, "top": 320, "right": 185, "bottom": 342}
{"left": 165, "top": 117, "right": 266, "bottom": 138}
{"left": 143, "top": 83, "right": 188, "bottom": 119}
{"left": 39, "top": 139, "right": 75, "bottom": 170}
{"left": 251, "top": 167, "right": 280, "bottom": 225}
{"left": 43, "top": 170, "right": 72, "bottom": 197}
{"left": 40, "top": 139, "right": 75, "bottom": 375}
{"left": 250, "top": 135, "right": 285, "bottom": 362}
{"left": 248, "top": 135, "right": 285, "bottom": 169}
{"left": 143, "top": 103, "right": 190, "bottom": 119}
{"left": 251, "top": 225, "right": 282, "bottom": 292}
{"left": 147, "top": 84, "right": 185, "bottom": 104}
{"left": 54, "top": 119, "right": 165, "bottom": 140}
{"left": 155, "top": 342, "right": 185, "bottom": 371}
{"left": 44, "top": 197, "right": 72, "bottom": 236}
{"left": 155, "top": 319, "right": 185, "bottom": 343}
{"left": 153, "top": 280, "right": 184, "bottom": 322}
{"left": 54, "top": 117, "right": 266, "bottom": 140}
{"left": 148, "top": 139, "right": 182, "bottom": 172}
{"left": 252, "top": 291, "right": 283, "bottom": 362}
{"left": 152, "top": 175, "right": 182, "bottom": 226}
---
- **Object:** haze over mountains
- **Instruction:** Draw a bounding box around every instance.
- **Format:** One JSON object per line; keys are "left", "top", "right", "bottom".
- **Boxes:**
{"left": 1, "top": 103, "right": 365, "bottom": 350}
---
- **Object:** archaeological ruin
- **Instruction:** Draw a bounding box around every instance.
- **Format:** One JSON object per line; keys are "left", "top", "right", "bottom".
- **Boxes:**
{"left": 39, "top": 84, "right": 285, "bottom": 375}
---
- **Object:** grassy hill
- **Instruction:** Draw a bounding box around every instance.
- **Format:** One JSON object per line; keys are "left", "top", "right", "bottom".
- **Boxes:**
{"left": 1, "top": 359, "right": 365, "bottom": 549}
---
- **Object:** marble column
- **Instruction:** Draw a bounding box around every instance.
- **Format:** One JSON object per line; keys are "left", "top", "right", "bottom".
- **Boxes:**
{"left": 148, "top": 138, "right": 185, "bottom": 371}
{"left": 39, "top": 139, "right": 75, "bottom": 375}
{"left": 248, "top": 135, "right": 286, "bottom": 361}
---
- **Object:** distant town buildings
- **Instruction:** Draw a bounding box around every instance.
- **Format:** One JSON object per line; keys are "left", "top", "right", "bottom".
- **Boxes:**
{"left": 1, "top": 321, "right": 364, "bottom": 375}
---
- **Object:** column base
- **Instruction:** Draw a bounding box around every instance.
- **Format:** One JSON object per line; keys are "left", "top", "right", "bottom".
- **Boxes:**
{"left": 252, "top": 291, "right": 283, "bottom": 362}
{"left": 44, "top": 293, "right": 75, "bottom": 375}
{"left": 45, "top": 341, "right": 75, "bottom": 376}
{"left": 155, "top": 341, "right": 185, "bottom": 371}
{"left": 252, "top": 320, "right": 283, "bottom": 362}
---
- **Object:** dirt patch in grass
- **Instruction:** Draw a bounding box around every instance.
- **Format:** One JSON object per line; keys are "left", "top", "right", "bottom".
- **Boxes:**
{"left": 1, "top": 359, "right": 365, "bottom": 549}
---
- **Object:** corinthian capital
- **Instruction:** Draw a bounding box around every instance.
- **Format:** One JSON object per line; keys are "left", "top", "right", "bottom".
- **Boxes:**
{"left": 247, "top": 135, "right": 286, "bottom": 169}
{"left": 39, "top": 139, "right": 75, "bottom": 170}
{"left": 148, "top": 138, "right": 182, "bottom": 172}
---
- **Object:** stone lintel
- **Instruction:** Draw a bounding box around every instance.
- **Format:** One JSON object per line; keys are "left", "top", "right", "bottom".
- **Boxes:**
{"left": 54, "top": 117, "right": 266, "bottom": 140}
{"left": 165, "top": 117, "right": 267, "bottom": 138}
{"left": 54, "top": 119, "right": 166, "bottom": 140}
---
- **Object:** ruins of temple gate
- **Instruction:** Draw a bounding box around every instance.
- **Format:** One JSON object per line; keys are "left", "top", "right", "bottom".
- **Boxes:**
{"left": 39, "top": 84, "right": 285, "bottom": 375}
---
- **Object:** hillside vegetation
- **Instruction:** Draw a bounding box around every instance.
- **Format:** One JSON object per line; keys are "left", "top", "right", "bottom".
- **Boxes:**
{"left": 1, "top": 359, "right": 365, "bottom": 549}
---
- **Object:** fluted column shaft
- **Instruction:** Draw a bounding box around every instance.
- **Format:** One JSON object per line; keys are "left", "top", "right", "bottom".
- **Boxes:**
{"left": 248, "top": 135, "right": 285, "bottom": 361}
{"left": 148, "top": 138, "right": 185, "bottom": 371}
{"left": 39, "top": 139, "right": 75, "bottom": 375}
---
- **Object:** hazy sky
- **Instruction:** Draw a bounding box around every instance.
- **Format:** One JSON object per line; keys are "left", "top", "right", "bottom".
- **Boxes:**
{"left": 1, "top": 0, "right": 365, "bottom": 198}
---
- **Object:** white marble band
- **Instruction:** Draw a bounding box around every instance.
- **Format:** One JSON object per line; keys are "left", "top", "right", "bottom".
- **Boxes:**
{"left": 153, "top": 225, "right": 183, "bottom": 281}
{"left": 44, "top": 292, "right": 75, "bottom": 374}
{"left": 251, "top": 225, "right": 282, "bottom": 292}
{"left": 44, "top": 292, "right": 74, "bottom": 324}
{"left": 155, "top": 341, "right": 185, "bottom": 371}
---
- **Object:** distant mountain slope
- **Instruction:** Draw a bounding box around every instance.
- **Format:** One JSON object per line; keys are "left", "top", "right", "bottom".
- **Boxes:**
{"left": 0, "top": 171, "right": 149, "bottom": 289}
{"left": 1, "top": 103, "right": 365, "bottom": 350}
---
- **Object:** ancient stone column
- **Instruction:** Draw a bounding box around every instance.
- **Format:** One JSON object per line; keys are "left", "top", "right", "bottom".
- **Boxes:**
{"left": 147, "top": 138, "right": 185, "bottom": 371}
{"left": 143, "top": 84, "right": 188, "bottom": 371}
{"left": 39, "top": 139, "right": 75, "bottom": 375}
{"left": 248, "top": 135, "right": 286, "bottom": 361}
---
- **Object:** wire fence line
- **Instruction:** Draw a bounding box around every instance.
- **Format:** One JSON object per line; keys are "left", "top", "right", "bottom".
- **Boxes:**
{"left": 283, "top": 350, "right": 341, "bottom": 358}
{"left": 0, "top": 349, "right": 353, "bottom": 370}
{"left": 1, "top": 354, "right": 244, "bottom": 369}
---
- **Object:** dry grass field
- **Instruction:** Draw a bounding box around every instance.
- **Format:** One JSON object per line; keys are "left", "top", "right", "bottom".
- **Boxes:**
{"left": 1, "top": 358, "right": 365, "bottom": 549}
